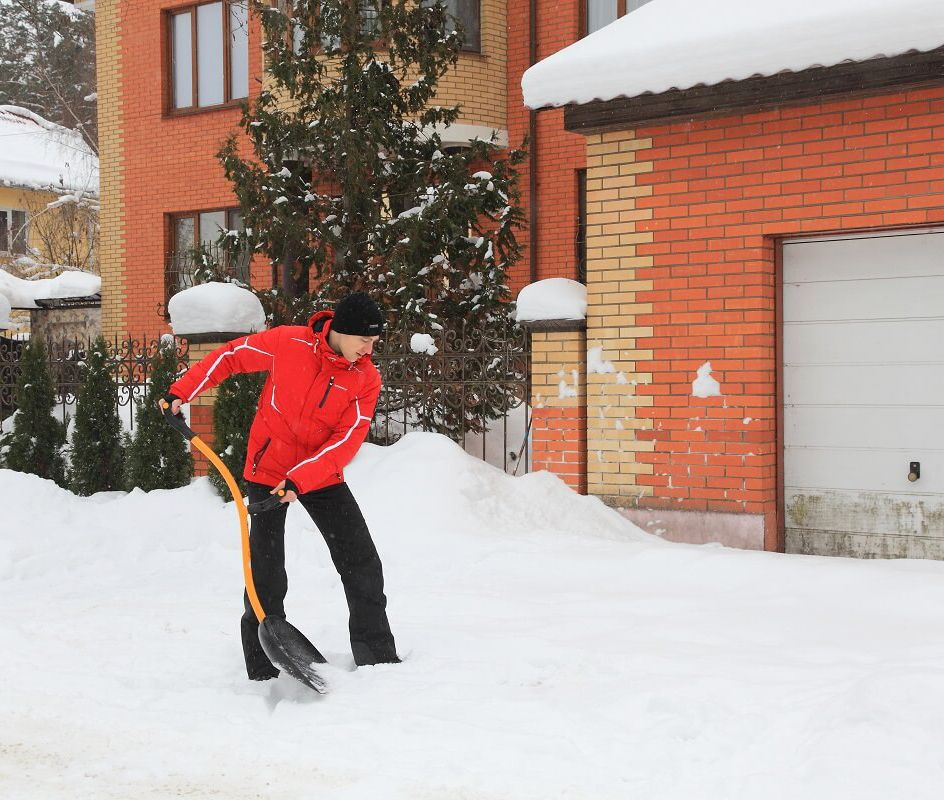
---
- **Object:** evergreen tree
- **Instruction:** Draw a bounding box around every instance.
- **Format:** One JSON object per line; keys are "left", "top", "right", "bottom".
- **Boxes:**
{"left": 218, "top": 0, "right": 525, "bottom": 329}
{"left": 0, "top": 337, "right": 66, "bottom": 483}
{"left": 209, "top": 372, "right": 265, "bottom": 500}
{"left": 126, "top": 338, "right": 193, "bottom": 492}
{"left": 0, "top": 0, "right": 98, "bottom": 151}
{"left": 68, "top": 336, "right": 124, "bottom": 495}
{"left": 218, "top": 1, "right": 526, "bottom": 439}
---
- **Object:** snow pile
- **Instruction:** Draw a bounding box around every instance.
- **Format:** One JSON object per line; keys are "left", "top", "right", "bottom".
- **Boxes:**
{"left": 0, "top": 268, "right": 100, "bottom": 309}
{"left": 522, "top": 0, "right": 944, "bottom": 108}
{"left": 0, "top": 292, "right": 12, "bottom": 328}
{"left": 515, "top": 277, "right": 587, "bottom": 322}
{"left": 409, "top": 332, "right": 438, "bottom": 355}
{"left": 167, "top": 282, "right": 266, "bottom": 336}
{"left": 4, "top": 433, "right": 944, "bottom": 798}
{"left": 0, "top": 105, "right": 98, "bottom": 194}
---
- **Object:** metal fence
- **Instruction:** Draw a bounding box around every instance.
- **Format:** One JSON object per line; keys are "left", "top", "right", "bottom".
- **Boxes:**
{"left": 0, "top": 335, "right": 190, "bottom": 433}
{"left": 369, "top": 320, "right": 532, "bottom": 475}
{"left": 1, "top": 325, "right": 532, "bottom": 473}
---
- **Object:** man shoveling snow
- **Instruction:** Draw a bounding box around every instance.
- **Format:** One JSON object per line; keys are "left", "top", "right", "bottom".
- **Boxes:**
{"left": 165, "top": 292, "right": 399, "bottom": 681}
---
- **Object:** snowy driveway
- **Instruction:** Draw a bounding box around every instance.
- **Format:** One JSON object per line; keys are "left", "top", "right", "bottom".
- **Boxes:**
{"left": 2, "top": 434, "right": 943, "bottom": 799}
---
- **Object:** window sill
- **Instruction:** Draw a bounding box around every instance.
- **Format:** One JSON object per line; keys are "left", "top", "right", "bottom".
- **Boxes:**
{"left": 164, "top": 100, "right": 247, "bottom": 119}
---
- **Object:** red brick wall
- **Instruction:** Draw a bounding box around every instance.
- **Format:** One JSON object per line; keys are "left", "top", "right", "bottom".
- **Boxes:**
{"left": 117, "top": 1, "right": 263, "bottom": 336}
{"left": 531, "top": 406, "right": 587, "bottom": 493}
{"left": 506, "top": 0, "right": 588, "bottom": 291}
{"left": 629, "top": 86, "right": 944, "bottom": 547}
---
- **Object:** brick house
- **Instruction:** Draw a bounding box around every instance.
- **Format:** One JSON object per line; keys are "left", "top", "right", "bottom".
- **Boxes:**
{"left": 96, "top": 0, "right": 509, "bottom": 339}
{"left": 523, "top": 0, "right": 944, "bottom": 557}
{"left": 97, "top": 1, "right": 944, "bottom": 558}
{"left": 95, "top": 0, "right": 512, "bottom": 449}
{"left": 95, "top": 0, "right": 610, "bottom": 468}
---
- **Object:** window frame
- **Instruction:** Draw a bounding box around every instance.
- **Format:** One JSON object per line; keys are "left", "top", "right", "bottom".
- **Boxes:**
{"left": 0, "top": 208, "right": 28, "bottom": 255}
{"left": 169, "top": 207, "right": 245, "bottom": 259}
{"left": 165, "top": 0, "right": 250, "bottom": 116}
{"left": 575, "top": 170, "right": 587, "bottom": 285}
{"left": 276, "top": 0, "right": 387, "bottom": 57}
{"left": 166, "top": 208, "right": 249, "bottom": 307}
{"left": 423, "top": 0, "right": 481, "bottom": 54}
{"left": 580, "top": 0, "right": 628, "bottom": 38}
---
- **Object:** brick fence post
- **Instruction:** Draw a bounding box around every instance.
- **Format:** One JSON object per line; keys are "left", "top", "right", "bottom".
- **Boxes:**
{"left": 525, "top": 320, "right": 587, "bottom": 494}
{"left": 177, "top": 332, "right": 246, "bottom": 478}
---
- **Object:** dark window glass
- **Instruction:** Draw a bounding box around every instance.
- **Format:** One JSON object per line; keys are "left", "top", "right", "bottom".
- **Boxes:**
{"left": 424, "top": 0, "right": 480, "bottom": 53}
{"left": 0, "top": 211, "right": 9, "bottom": 253}
{"left": 11, "top": 210, "right": 27, "bottom": 255}
{"left": 576, "top": 170, "right": 587, "bottom": 285}
{"left": 0, "top": 210, "right": 26, "bottom": 254}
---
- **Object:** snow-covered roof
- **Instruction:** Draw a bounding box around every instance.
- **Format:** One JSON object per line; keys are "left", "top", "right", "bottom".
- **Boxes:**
{"left": 0, "top": 268, "right": 101, "bottom": 309}
{"left": 0, "top": 106, "right": 99, "bottom": 195}
{"left": 522, "top": 0, "right": 944, "bottom": 109}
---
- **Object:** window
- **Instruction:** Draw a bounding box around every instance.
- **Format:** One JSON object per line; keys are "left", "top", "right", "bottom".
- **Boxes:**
{"left": 575, "top": 170, "right": 587, "bottom": 284}
{"left": 169, "top": 1, "right": 249, "bottom": 111}
{"left": 583, "top": 0, "right": 653, "bottom": 36}
{"left": 168, "top": 209, "right": 248, "bottom": 296}
{"left": 281, "top": 1, "right": 382, "bottom": 54}
{"left": 0, "top": 209, "right": 28, "bottom": 255}
{"left": 423, "top": 1, "right": 480, "bottom": 53}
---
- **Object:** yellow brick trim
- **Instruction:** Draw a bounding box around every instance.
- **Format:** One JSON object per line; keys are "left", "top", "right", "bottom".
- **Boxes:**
{"left": 97, "top": 0, "right": 126, "bottom": 338}
{"left": 529, "top": 330, "right": 587, "bottom": 410}
{"left": 585, "top": 131, "right": 655, "bottom": 493}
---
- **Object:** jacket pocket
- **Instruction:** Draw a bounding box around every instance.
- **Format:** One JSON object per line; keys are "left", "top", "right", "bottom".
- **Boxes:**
{"left": 318, "top": 376, "right": 336, "bottom": 409}
{"left": 250, "top": 438, "right": 272, "bottom": 476}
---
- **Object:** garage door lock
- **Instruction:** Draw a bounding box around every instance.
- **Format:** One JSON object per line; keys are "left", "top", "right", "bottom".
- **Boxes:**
{"left": 908, "top": 462, "right": 921, "bottom": 482}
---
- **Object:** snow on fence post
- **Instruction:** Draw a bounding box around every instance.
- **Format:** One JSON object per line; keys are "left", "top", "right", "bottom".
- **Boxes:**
{"left": 515, "top": 279, "right": 588, "bottom": 494}
{"left": 167, "top": 283, "right": 266, "bottom": 478}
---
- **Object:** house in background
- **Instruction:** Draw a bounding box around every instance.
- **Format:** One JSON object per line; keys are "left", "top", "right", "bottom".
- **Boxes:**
{"left": 0, "top": 105, "right": 100, "bottom": 336}
{"left": 523, "top": 0, "right": 944, "bottom": 558}
{"left": 96, "top": 0, "right": 943, "bottom": 559}
{"left": 96, "top": 0, "right": 507, "bottom": 337}
{"left": 96, "top": 0, "right": 635, "bottom": 331}
{"left": 95, "top": 0, "right": 647, "bottom": 476}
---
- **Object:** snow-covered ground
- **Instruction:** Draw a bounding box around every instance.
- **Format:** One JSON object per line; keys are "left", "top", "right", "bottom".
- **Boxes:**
{"left": 3, "top": 433, "right": 944, "bottom": 799}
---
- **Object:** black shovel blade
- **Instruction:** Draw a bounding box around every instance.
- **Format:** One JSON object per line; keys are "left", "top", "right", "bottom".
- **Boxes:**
{"left": 258, "top": 616, "right": 329, "bottom": 694}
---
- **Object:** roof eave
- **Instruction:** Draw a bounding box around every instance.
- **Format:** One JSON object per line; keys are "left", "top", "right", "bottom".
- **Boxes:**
{"left": 558, "top": 46, "right": 944, "bottom": 134}
{"left": 0, "top": 178, "right": 100, "bottom": 198}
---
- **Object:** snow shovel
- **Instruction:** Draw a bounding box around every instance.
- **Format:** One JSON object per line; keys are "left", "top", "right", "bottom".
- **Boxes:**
{"left": 161, "top": 401, "right": 328, "bottom": 694}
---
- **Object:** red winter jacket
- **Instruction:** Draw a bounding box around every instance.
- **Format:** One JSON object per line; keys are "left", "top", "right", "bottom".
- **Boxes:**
{"left": 169, "top": 310, "right": 381, "bottom": 494}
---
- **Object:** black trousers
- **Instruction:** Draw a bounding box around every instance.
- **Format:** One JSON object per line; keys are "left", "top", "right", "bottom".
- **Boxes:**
{"left": 241, "top": 481, "right": 397, "bottom": 678}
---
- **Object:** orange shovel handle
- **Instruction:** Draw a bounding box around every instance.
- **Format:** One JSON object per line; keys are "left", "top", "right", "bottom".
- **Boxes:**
{"left": 161, "top": 401, "right": 266, "bottom": 623}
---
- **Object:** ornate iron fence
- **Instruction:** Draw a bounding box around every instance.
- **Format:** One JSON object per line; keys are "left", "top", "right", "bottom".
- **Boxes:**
{"left": 1, "top": 325, "right": 531, "bottom": 474}
{"left": 0, "top": 335, "right": 190, "bottom": 433}
{"left": 370, "top": 320, "right": 532, "bottom": 475}
{"left": 0, "top": 335, "right": 24, "bottom": 425}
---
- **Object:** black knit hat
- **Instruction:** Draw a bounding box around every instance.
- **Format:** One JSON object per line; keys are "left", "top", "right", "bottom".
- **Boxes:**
{"left": 331, "top": 292, "right": 385, "bottom": 337}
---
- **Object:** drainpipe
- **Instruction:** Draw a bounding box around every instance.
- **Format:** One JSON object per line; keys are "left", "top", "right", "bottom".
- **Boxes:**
{"left": 528, "top": 0, "right": 538, "bottom": 284}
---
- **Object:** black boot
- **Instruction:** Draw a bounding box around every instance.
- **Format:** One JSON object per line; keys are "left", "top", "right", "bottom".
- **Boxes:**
{"left": 352, "top": 641, "right": 401, "bottom": 667}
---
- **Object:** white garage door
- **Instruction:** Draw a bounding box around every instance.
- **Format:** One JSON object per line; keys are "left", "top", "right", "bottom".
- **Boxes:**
{"left": 783, "top": 229, "right": 944, "bottom": 558}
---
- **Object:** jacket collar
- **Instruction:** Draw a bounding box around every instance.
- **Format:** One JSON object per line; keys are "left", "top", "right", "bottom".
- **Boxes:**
{"left": 308, "top": 309, "right": 372, "bottom": 370}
